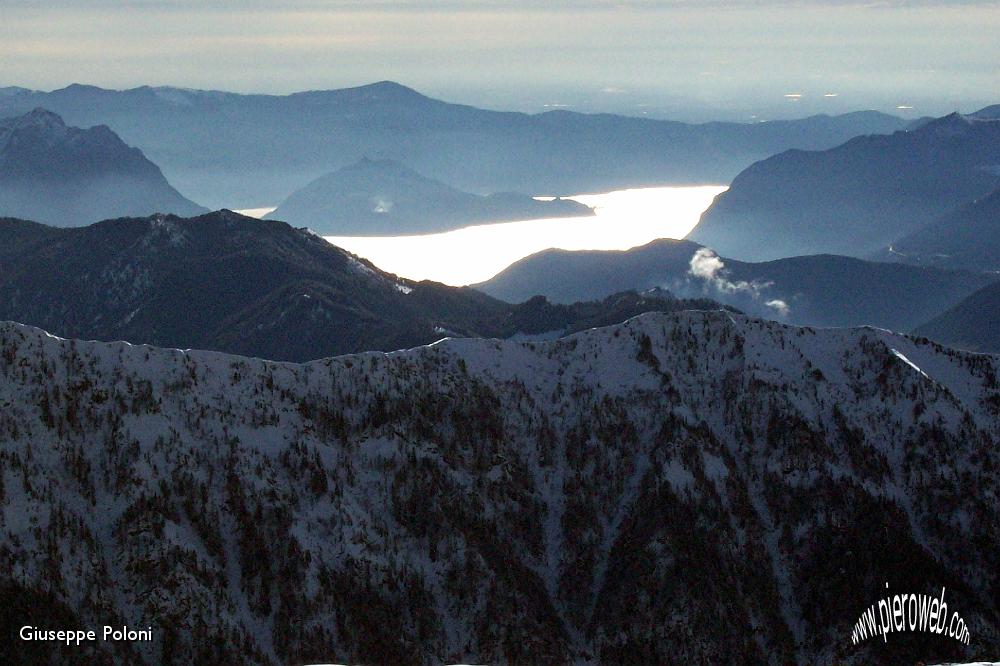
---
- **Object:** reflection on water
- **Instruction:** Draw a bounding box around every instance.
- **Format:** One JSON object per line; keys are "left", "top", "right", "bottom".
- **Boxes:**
{"left": 237, "top": 186, "right": 725, "bottom": 286}
{"left": 234, "top": 206, "right": 278, "bottom": 218}
{"left": 325, "top": 185, "right": 726, "bottom": 286}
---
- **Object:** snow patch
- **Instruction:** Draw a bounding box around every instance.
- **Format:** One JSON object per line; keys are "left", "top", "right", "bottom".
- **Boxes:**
{"left": 891, "top": 348, "right": 930, "bottom": 380}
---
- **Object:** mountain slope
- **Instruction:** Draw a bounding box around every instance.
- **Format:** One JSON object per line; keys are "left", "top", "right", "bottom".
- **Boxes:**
{"left": 474, "top": 238, "right": 994, "bottom": 331}
{"left": 972, "top": 105, "right": 1000, "bottom": 120}
{"left": 913, "top": 280, "right": 1000, "bottom": 353}
{"left": 885, "top": 186, "right": 1000, "bottom": 272}
{"left": 687, "top": 113, "right": 1000, "bottom": 261}
{"left": 0, "top": 82, "right": 909, "bottom": 207}
{"left": 0, "top": 311, "right": 997, "bottom": 664}
{"left": 476, "top": 238, "right": 705, "bottom": 303}
{"left": 0, "top": 108, "right": 205, "bottom": 225}
{"left": 0, "top": 216, "right": 61, "bottom": 265}
{"left": 267, "top": 158, "right": 592, "bottom": 234}
{"left": 0, "top": 211, "right": 721, "bottom": 361}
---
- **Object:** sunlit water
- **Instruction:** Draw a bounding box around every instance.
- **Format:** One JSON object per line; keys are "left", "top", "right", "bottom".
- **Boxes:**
{"left": 233, "top": 206, "right": 279, "bottom": 219}
{"left": 237, "top": 185, "right": 726, "bottom": 286}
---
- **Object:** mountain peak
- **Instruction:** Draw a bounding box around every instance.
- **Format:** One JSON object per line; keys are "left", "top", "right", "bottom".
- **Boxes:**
{"left": 2, "top": 107, "right": 66, "bottom": 131}
{"left": 290, "top": 80, "right": 429, "bottom": 104}
{"left": 918, "top": 111, "right": 975, "bottom": 136}
{"left": 356, "top": 80, "right": 423, "bottom": 96}
{"left": 269, "top": 157, "right": 593, "bottom": 234}
{"left": 52, "top": 83, "right": 109, "bottom": 95}
{"left": 0, "top": 110, "right": 205, "bottom": 225}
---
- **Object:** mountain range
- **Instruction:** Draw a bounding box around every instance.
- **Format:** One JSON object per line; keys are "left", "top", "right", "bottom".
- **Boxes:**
{"left": 0, "top": 82, "right": 910, "bottom": 207}
{"left": 688, "top": 113, "right": 1000, "bottom": 261}
{"left": 267, "top": 158, "right": 592, "bottom": 235}
{"left": 0, "top": 108, "right": 204, "bottom": 226}
{"left": 0, "top": 211, "right": 725, "bottom": 361}
{"left": 1, "top": 310, "right": 997, "bottom": 664}
{"left": 2, "top": 80, "right": 999, "bottom": 666}
{"left": 474, "top": 238, "right": 996, "bottom": 332}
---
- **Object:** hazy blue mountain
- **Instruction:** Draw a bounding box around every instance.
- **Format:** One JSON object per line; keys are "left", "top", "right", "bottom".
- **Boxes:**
{"left": 475, "top": 238, "right": 995, "bottom": 331}
{"left": 1, "top": 311, "right": 997, "bottom": 664}
{"left": 0, "top": 211, "right": 723, "bottom": 361}
{"left": 913, "top": 280, "right": 1000, "bottom": 353}
{"left": 0, "top": 86, "right": 32, "bottom": 98}
{"left": 687, "top": 112, "right": 1000, "bottom": 261}
{"left": 267, "top": 158, "right": 592, "bottom": 234}
{"left": 477, "top": 239, "right": 704, "bottom": 304}
{"left": 0, "top": 82, "right": 909, "bottom": 207}
{"left": 882, "top": 186, "right": 1000, "bottom": 272}
{"left": 972, "top": 104, "right": 1000, "bottom": 120}
{"left": 0, "top": 108, "right": 204, "bottom": 226}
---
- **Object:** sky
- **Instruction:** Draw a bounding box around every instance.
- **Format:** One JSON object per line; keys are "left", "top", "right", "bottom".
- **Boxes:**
{"left": 1, "top": 1, "right": 998, "bottom": 121}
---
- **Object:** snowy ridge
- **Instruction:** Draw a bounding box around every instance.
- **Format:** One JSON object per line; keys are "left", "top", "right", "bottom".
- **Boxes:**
{"left": 0, "top": 311, "right": 998, "bottom": 664}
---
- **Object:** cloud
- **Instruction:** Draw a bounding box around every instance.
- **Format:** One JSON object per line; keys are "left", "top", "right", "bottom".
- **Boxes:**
{"left": 765, "top": 299, "right": 790, "bottom": 316}
{"left": 688, "top": 247, "right": 726, "bottom": 282}
{"left": 688, "top": 248, "right": 791, "bottom": 316}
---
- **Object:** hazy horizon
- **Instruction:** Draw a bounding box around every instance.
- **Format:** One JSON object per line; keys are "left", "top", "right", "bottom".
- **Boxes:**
{"left": 3, "top": 1, "right": 998, "bottom": 122}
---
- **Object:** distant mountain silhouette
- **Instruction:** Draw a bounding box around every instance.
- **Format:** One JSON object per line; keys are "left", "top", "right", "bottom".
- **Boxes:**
{"left": 0, "top": 109, "right": 205, "bottom": 226}
{"left": 0, "top": 211, "right": 726, "bottom": 361}
{"left": 687, "top": 112, "right": 1000, "bottom": 261}
{"left": 267, "top": 158, "right": 592, "bottom": 234}
{"left": 972, "top": 104, "right": 1000, "bottom": 120}
{"left": 0, "top": 82, "right": 910, "bottom": 207}
{"left": 474, "top": 238, "right": 994, "bottom": 331}
{"left": 913, "top": 280, "right": 1000, "bottom": 353}
{"left": 881, "top": 186, "right": 1000, "bottom": 272}
{"left": 477, "top": 240, "right": 704, "bottom": 304}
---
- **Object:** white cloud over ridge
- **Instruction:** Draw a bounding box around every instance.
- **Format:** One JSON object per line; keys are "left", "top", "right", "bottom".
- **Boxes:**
{"left": 688, "top": 248, "right": 791, "bottom": 317}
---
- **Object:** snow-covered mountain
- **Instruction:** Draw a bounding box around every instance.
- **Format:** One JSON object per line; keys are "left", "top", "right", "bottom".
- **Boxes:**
{"left": 1, "top": 311, "right": 998, "bottom": 664}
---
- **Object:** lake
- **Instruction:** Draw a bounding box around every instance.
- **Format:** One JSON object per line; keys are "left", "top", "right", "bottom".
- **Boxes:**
{"left": 239, "top": 185, "right": 726, "bottom": 286}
